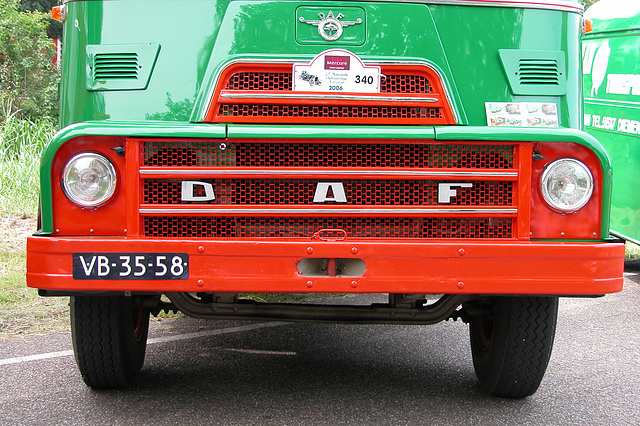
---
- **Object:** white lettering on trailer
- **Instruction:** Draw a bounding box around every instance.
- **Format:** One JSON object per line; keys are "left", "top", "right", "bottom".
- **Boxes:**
{"left": 617, "top": 119, "right": 640, "bottom": 135}
{"left": 590, "top": 114, "right": 617, "bottom": 131}
{"left": 606, "top": 74, "right": 640, "bottom": 96}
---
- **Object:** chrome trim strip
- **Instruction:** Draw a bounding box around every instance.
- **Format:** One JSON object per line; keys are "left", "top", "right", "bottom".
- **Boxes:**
{"left": 220, "top": 92, "right": 439, "bottom": 103}
{"left": 140, "top": 207, "right": 518, "bottom": 215}
{"left": 140, "top": 169, "right": 518, "bottom": 178}
{"left": 351, "top": 0, "right": 582, "bottom": 13}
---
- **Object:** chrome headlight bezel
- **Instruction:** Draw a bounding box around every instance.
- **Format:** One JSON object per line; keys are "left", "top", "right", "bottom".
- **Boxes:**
{"left": 61, "top": 153, "right": 117, "bottom": 208}
{"left": 540, "top": 158, "right": 594, "bottom": 213}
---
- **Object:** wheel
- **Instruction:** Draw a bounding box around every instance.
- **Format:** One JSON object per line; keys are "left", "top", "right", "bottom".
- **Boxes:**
{"left": 468, "top": 296, "right": 558, "bottom": 398}
{"left": 71, "top": 296, "right": 150, "bottom": 389}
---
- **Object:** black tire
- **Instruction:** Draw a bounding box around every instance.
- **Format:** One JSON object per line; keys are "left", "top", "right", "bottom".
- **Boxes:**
{"left": 468, "top": 296, "right": 558, "bottom": 398}
{"left": 71, "top": 296, "right": 150, "bottom": 389}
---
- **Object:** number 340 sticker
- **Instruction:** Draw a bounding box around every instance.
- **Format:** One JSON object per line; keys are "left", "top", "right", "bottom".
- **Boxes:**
{"left": 73, "top": 253, "right": 189, "bottom": 280}
{"left": 293, "top": 49, "right": 381, "bottom": 93}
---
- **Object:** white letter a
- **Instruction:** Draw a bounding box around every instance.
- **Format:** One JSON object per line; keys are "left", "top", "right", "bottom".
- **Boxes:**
{"left": 313, "top": 182, "right": 347, "bottom": 203}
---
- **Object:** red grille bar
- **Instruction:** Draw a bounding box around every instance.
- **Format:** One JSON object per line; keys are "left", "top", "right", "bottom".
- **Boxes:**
{"left": 217, "top": 104, "right": 442, "bottom": 123}
{"left": 142, "top": 141, "right": 515, "bottom": 169}
{"left": 144, "top": 217, "right": 513, "bottom": 239}
{"left": 144, "top": 179, "right": 514, "bottom": 206}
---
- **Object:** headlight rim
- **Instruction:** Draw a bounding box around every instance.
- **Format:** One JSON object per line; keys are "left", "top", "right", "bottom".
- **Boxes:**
{"left": 61, "top": 152, "right": 118, "bottom": 208}
{"left": 540, "top": 157, "right": 594, "bottom": 213}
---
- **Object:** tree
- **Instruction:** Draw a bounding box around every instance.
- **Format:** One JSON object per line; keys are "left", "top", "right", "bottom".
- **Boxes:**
{"left": 19, "top": 0, "right": 62, "bottom": 40}
{"left": 0, "top": 0, "right": 59, "bottom": 121}
{"left": 583, "top": 0, "right": 598, "bottom": 8}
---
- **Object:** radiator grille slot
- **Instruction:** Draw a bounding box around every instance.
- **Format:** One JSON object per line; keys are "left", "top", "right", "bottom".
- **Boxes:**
{"left": 144, "top": 217, "right": 513, "bottom": 239}
{"left": 217, "top": 104, "right": 442, "bottom": 121}
{"left": 144, "top": 179, "right": 513, "bottom": 206}
{"left": 142, "top": 141, "right": 515, "bottom": 169}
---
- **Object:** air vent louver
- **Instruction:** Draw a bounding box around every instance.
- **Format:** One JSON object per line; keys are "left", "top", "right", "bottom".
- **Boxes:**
{"left": 93, "top": 53, "right": 139, "bottom": 80}
{"left": 86, "top": 43, "right": 160, "bottom": 91}
{"left": 518, "top": 59, "right": 560, "bottom": 85}
{"left": 499, "top": 50, "right": 566, "bottom": 96}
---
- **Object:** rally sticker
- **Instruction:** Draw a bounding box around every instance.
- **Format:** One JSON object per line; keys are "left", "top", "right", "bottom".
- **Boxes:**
{"left": 486, "top": 102, "right": 559, "bottom": 128}
{"left": 293, "top": 49, "right": 381, "bottom": 93}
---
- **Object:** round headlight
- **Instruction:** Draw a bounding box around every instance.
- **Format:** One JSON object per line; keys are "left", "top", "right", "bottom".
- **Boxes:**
{"left": 540, "top": 158, "right": 593, "bottom": 213}
{"left": 62, "top": 153, "right": 117, "bottom": 207}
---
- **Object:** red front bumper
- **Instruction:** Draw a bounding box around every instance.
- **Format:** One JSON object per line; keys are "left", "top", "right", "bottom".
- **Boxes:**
{"left": 27, "top": 237, "right": 624, "bottom": 295}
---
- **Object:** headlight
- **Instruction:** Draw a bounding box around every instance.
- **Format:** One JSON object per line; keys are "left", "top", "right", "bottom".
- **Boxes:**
{"left": 540, "top": 158, "right": 593, "bottom": 213}
{"left": 62, "top": 153, "right": 117, "bottom": 207}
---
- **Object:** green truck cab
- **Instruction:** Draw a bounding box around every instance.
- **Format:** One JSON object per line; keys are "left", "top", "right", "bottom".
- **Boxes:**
{"left": 583, "top": 0, "right": 640, "bottom": 244}
{"left": 28, "top": 0, "right": 624, "bottom": 397}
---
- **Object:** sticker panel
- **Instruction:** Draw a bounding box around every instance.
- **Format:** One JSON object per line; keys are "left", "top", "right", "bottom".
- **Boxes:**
{"left": 486, "top": 102, "right": 559, "bottom": 127}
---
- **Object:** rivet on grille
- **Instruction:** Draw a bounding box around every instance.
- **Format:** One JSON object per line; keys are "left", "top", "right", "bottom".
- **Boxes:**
{"left": 219, "top": 143, "right": 226, "bottom": 151}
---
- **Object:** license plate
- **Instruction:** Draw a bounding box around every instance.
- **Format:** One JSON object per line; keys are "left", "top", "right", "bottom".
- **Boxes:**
{"left": 73, "top": 253, "right": 189, "bottom": 280}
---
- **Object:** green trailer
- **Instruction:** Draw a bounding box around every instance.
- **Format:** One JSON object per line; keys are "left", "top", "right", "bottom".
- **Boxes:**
{"left": 584, "top": 0, "right": 640, "bottom": 244}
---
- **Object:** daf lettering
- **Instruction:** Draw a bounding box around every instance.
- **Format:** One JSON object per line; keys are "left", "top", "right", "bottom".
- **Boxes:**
{"left": 313, "top": 182, "right": 347, "bottom": 203}
{"left": 438, "top": 183, "right": 473, "bottom": 203}
{"left": 181, "top": 181, "right": 215, "bottom": 202}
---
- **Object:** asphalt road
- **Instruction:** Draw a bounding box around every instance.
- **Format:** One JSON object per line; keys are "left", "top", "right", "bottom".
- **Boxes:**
{"left": 1, "top": 264, "right": 639, "bottom": 425}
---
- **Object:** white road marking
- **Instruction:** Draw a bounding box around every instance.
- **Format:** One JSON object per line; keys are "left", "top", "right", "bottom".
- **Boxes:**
{"left": 0, "top": 321, "right": 288, "bottom": 367}
{"left": 225, "top": 348, "right": 297, "bottom": 356}
{"left": 0, "top": 350, "right": 74, "bottom": 366}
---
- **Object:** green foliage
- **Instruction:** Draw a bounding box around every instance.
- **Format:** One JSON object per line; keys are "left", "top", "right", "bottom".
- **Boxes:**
{"left": 0, "top": 0, "right": 59, "bottom": 122}
{"left": 0, "top": 112, "right": 55, "bottom": 215}
{"left": 582, "top": 0, "right": 598, "bottom": 8}
{"left": 19, "top": 0, "right": 60, "bottom": 13}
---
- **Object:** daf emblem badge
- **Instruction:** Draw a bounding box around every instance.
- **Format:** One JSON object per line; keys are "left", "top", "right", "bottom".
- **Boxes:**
{"left": 299, "top": 10, "right": 362, "bottom": 42}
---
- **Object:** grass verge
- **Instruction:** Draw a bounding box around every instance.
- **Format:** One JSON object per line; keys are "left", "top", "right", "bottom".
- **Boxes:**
{"left": 0, "top": 112, "right": 55, "bottom": 215}
{"left": 626, "top": 241, "right": 640, "bottom": 260}
{"left": 0, "top": 251, "right": 69, "bottom": 337}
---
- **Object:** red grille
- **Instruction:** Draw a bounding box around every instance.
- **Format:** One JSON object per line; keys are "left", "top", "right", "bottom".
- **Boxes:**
{"left": 144, "top": 217, "right": 513, "bottom": 239}
{"left": 205, "top": 63, "right": 454, "bottom": 124}
{"left": 227, "top": 72, "right": 292, "bottom": 91}
{"left": 142, "top": 141, "right": 515, "bottom": 169}
{"left": 226, "top": 72, "right": 434, "bottom": 94}
{"left": 217, "top": 104, "right": 442, "bottom": 121}
{"left": 144, "top": 179, "right": 513, "bottom": 206}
